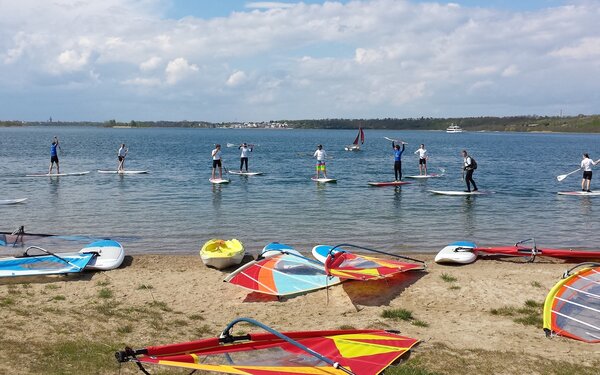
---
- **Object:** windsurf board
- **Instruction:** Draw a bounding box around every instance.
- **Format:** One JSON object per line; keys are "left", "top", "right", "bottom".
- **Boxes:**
{"left": 557, "top": 191, "right": 600, "bottom": 196}
{"left": 429, "top": 190, "right": 489, "bottom": 196}
{"left": 368, "top": 181, "right": 411, "bottom": 186}
{"left": 26, "top": 171, "right": 90, "bottom": 177}
{"left": 79, "top": 239, "right": 125, "bottom": 271}
{"left": 434, "top": 241, "right": 477, "bottom": 264}
{"left": 261, "top": 242, "right": 301, "bottom": 258}
{"left": 210, "top": 178, "right": 230, "bottom": 184}
{"left": 311, "top": 245, "right": 343, "bottom": 264}
{"left": 0, "top": 198, "right": 27, "bottom": 205}
{"left": 405, "top": 174, "right": 442, "bottom": 179}
{"left": 228, "top": 171, "right": 263, "bottom": 176}
{"left": 311, "top": 177, "right": 337, "bottom": 183}
{"left": 97, "top": 170, "right": 149, "bottom": 174}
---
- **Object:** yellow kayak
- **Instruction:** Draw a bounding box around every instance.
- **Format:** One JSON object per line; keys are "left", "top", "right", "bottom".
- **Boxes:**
{"left": 200, "top": 239, "right": 245, "bottom": 269}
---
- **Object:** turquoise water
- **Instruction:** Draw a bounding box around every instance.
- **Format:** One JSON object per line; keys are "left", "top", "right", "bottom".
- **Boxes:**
{"left": 1, "top": 126, "right": 599, "bottom": 255}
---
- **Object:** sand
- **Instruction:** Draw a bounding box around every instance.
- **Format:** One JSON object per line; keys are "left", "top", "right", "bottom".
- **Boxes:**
{"left": 0, "top": 253, "right": 598, "bottom": 374}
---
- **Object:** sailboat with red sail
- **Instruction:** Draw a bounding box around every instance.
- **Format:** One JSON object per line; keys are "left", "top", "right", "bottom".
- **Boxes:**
{"left": 345, "top": 127, "right": 364, "bottom": 151}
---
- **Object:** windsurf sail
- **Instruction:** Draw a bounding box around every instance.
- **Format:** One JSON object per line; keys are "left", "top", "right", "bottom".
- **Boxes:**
{"left": 472, "top": 238, "right": 600, "bottom": 262}
{"left": 313, "top": 244, "right": 426, "bottom": 281}
{"left": 116, "top": 317, "right": 419, "bottom": 375}
{"left": 0, "top": 245, "right": 95, "bottom": 277}
{"left": 225, "top": 247, "right": 342, "bottom": 296}
{"left": 543, "top": 262, "right": 600, "bottom": 343}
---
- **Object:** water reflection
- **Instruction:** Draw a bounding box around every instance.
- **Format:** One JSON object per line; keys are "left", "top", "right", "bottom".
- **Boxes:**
{"left": 461, "top": 196, "right": 475, "bottom": 237}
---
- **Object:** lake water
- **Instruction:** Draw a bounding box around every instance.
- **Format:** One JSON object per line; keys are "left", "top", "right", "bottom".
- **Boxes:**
{"left": 1, "top": 126, "right": 600, "bottom": 255}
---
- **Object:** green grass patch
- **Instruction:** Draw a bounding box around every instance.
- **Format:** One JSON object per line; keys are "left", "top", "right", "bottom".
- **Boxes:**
{"left": 337, "top": 324, "right": 356, "bottom": 330}
{"left": 172, "top": 319, "right": 189, "bottom": 327}
{"left": 31, "top": 339, "right": 121, "bottom": 374}
{"left": 193, "top": 324, "right": 213, "bottom": 336}
{"left": 137, "top": 284, "right": 154, "bottom": 290}
{"left": 440, "top": 273, "right": 457, "bottom": 283}
{"left": 95, "top": 280, "right": 111, "bottom": 286}
{"left": 44, "top": 284, "right": 60, "bottom": 290}
{"left": 412, "top": 320, "right": 430, "bottom": 328}
{"left": 382, "top": 308, "right": 414, "bottom": 321}
{"left": 116, "top": 324, "right": 133, "bottom": 334}
{"left": 0, "top": 297, "right": 16, "bottom": 307}
{"left": 530, "top": 281, "right": 542, "bottom": 288}
{"left": 490, "top": 300, "right": 544, "bottom": 327}
{"left": 98, "top": 288, "right": 113, "bottom": 299}
{"left": 51, "top": 295, "right": 66, "bottom": 301}
{"left": 448, "top": 285, "right": 461, "bottom": 290}
{"left": 147, "top": 300, "right": 173, "bottom": 312}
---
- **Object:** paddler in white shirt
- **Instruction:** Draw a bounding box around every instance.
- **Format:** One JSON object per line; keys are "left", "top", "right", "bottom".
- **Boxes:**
{"left": 581, "top": 153, "right": 599, "bottom": 192}
{"left": 414, "top": 144, "right": 428, "bottom": 176}
{"left": 211, "top": 144, "right": 223, "bottom": 180}
{"left": 117, "top": 144, "right": 128, "bottom": 172}
{"left": 313, "top": 144, "right": 328, "bottom": 178}
{"left": 238, "top": 143, "right": 253, "bottom": 172}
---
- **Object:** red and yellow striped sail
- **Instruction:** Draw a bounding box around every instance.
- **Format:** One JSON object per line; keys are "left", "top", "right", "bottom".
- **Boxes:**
{"left": 120, "top": 329, "right": 418, "bottom": 375}
{"left": 325, "top": 252, "right": 425, "bottom": 281}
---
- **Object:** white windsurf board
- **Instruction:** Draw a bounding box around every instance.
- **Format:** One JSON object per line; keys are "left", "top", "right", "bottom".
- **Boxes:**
{"left": 557, "top": 191, "right": 600, "bottom": 196}
{"left": 26, "top": 171, "right": 90, "bottom": 177}
{"left": 429, "top": 190, "right": 489, "bottom": 196}
{"left": 0, "top": 198, "right": 27, "bottom": 205}
{"left": 97, "top": 170, "right": 149, "bottom": 174}
{"left": 405, "top": 174, "right": 442, "bottom": 179}
{"left": 210, "top": 178, "right": 230, "bottom": 184}
{"left": 435, "top": 241, "right": 477, "bottom": 264}
{"left": 228, "top": 171, "right": 263, "bottom": 176}
{"left": 311, "top": 177, "right": 337, "bottom": 183}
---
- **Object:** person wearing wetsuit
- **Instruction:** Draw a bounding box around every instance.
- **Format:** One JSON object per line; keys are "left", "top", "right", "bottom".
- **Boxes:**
{"left": 48, "top": 136, "right": 61, "bottom": 174}
{"left": 462, "top": 150, "right": 478, "bottom": 192}
{"left": 581, "top": 153, "right": 598, "bottom": 192}
{"left": 238, "top": 143, "right": 253, "bottom": 172}
{"left": 392, "top": 141, "right": 405, "bottom": 181}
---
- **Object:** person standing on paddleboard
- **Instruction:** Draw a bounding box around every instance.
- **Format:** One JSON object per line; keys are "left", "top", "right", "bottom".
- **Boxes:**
{"left": 238, "top": 143, "right": 253, "bottom": 172}
{"left": 414, "top": 144, "right": 428, "bottom": 176}
{"left": 581, "top": 153, "right": 598, "bottom": 192}
{"left": 392, "top": 141, "right": 405, "bottom": 181}
{"left": 314, "top": 145, "right": 328, "bottom": 178}
{"left": 211, "top": 144, "right": 223, "bottom": 180}
{"left": 117, "top": 144, "right": 128, "bottom": 172}
{"left": 462, "top": 150, "right": 478, "bottom": 192}
{"left": 48, "top": 136, "right": 62, "bottom": 174}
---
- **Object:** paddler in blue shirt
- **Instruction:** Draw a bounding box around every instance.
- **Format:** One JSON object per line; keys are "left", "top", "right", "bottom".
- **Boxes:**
{"left": 48, "top": 136, "right": 62, "bottom": 174}
{"left": 392, "top": 141, "right": 405, "bottom": 181}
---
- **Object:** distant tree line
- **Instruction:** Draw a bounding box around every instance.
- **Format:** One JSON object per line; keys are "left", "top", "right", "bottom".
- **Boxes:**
{"left": 1, "top": 115, "right": 599, "bottom": 132}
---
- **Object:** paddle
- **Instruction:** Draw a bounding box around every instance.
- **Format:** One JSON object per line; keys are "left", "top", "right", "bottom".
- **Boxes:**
{"left": 556, "top": 168, "right": 581, "bottom": 182}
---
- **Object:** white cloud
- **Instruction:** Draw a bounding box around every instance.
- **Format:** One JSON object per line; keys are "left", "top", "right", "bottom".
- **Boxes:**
{"left": 140, "top": 57, "right": 162, "bottom": 71}
{"left": 0, "top": 0, "right": 599, "bottom": 120}
{"left": 165, "top": 57, "right": 198, "bottom": 85}
{"left": 226, "top": 70, "right": 248, "bottom": 87}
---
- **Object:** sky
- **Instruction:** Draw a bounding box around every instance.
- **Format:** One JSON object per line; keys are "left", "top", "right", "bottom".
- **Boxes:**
{"left": 0, "top": 0, "right": 598, "bottom": 122}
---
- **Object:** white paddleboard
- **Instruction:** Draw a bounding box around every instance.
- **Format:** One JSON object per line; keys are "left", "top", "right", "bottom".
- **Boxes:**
{"left": 435, "top": 241, "right": 477, "bottom": 264}
{"left": 261, "top": 242, "right": 301, "bottom": 258}
{"left": 79, "top": 239, "right": 125, "bottom": 271}
{"left": 228, "top": 171, "right": 263, "bottom": 176}
{"left": 405, "top": 174, "right": 442, "bottom": 179}
{"left": 209, "top": 178, "right": 230, "bottom": 184}
{"left": 557, "top": 191, "right": 600, "bottom": 196}
{"left": 429, "top": 190, "right": 489, "bottom": 196}
{"left": 97, "top": 170, "right": 149, "bottom": 174}
{"left": 26, "top": 171, "right": 90, "bottom": 177}
{"left": 0, "top": 198, "right": 27, "bottom": 205}
{"left": 311, "top": 177, "right": 337, "bottom": 183}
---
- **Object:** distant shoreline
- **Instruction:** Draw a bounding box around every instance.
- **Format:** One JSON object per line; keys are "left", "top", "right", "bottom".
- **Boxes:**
{"left": 1, "top": 114, "right": 599, "bottom": 133}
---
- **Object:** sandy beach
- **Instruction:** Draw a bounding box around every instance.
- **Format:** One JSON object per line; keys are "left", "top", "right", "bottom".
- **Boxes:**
{"left": 0, "top": 253, "right": 598, "bottom": 375}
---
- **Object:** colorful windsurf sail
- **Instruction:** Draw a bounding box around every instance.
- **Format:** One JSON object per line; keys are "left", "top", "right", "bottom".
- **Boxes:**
{"left": 225, "top": 245, "right": 342, "bottom": 296}
{"left": 543, "top": 262, "right": 600, "bottom": 343}
{"left": 0, "top": 246, "right": 95, "bottom": 277}
{"left": 116, "top": 317, "right": 419, "bottom": 375}
{"left": 313, "top": 244, "right": 426, "bottom": 281}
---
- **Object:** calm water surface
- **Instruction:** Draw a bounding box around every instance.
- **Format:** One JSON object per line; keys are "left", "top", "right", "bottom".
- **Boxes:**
{"left": 1, "top": 126, "right": 600, "bottom": 255}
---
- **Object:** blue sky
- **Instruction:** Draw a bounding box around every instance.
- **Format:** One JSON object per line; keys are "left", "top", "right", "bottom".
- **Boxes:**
{"left": 0, "top": 0, "right": 598, "bottom": 122}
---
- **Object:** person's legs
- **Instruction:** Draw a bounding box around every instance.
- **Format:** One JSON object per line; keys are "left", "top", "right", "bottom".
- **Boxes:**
{"left": 423, "top": 160, "right": 427, "bottom": 175}
{"left": 394, "top": 161, "right": 400, "bottom": 180}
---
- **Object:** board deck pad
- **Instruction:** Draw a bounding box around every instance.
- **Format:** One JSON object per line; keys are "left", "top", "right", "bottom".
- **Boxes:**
{"left": 368, "top": 181, "right": 412, "bottom": 186}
